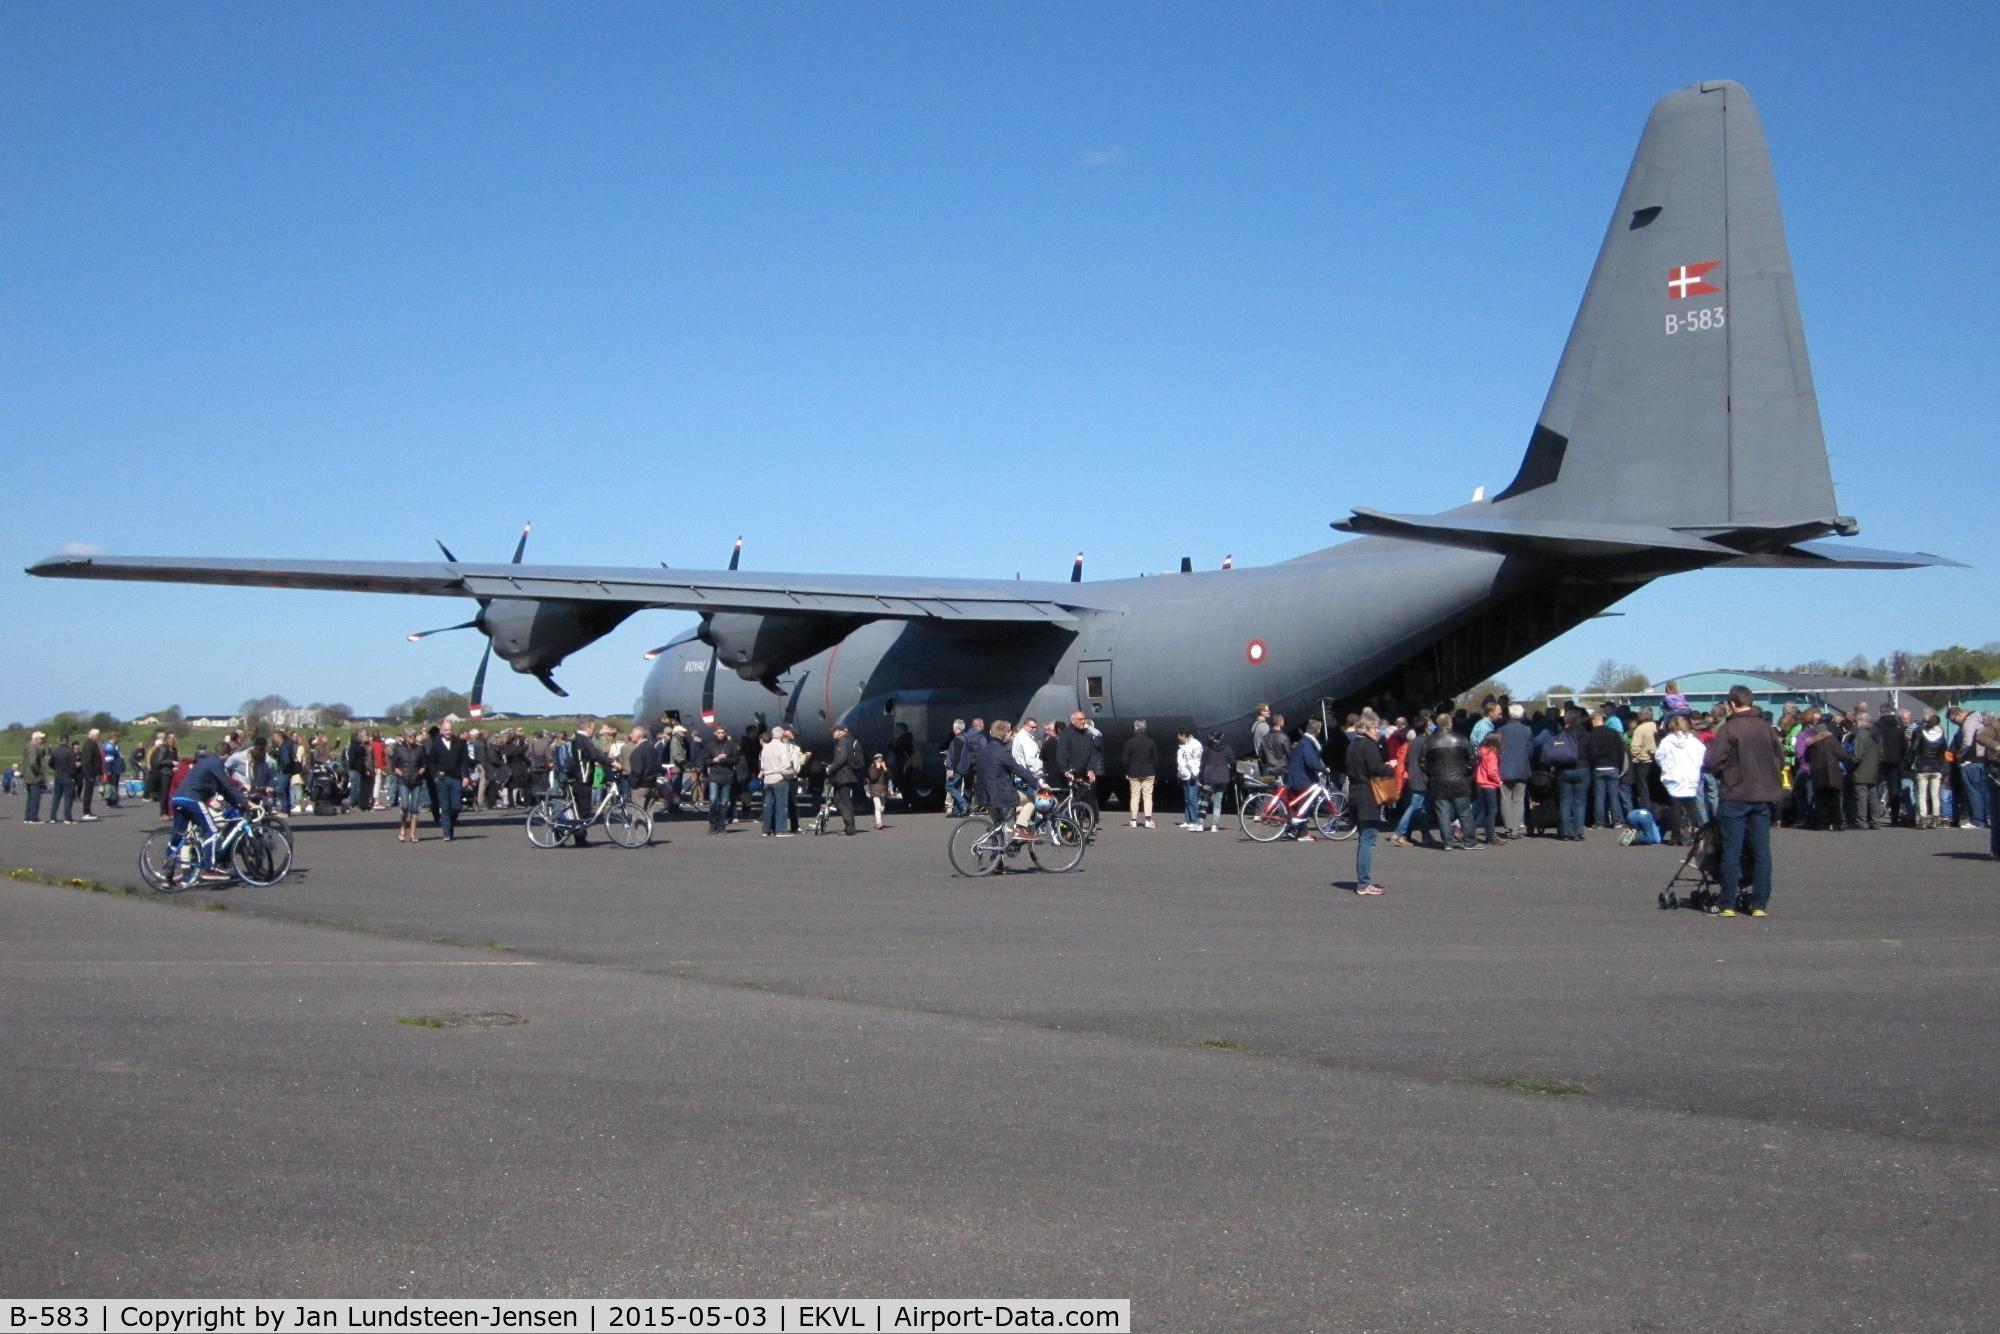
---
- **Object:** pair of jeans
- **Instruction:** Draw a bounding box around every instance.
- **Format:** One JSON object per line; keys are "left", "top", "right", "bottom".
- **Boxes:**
{"left": 1394, "top": 790, "right": 1429, "bottom": 841}
{"left": 24, "top": 781, "right": 45, "bottom": 821}
{"left": 51, "top": 777, "right": 77, "bottom": 822}
{"left": 1988, "top": 768, "right": 2000, "bottom": 859}
{"left": 1203, "top": 783, "right": 1226, "bottom": 827}
{"left": 1473, "top": 787, "right": 1499, "bottom": 842}
{"left": 1698, "top": 772, "right": 1719, "bottom": 826}
{"left": 434, "top": 775, "right": 463, "bottom": 839}
{"left": 349, "top": 769, "right": 368, "bottom": 811}
{"left": 1590, "top": 769, "right": 1625, "bottom": 827}
{"left": 1354, "top": 820, "right": 1380, "bottom": 886}
{"left": 945, "top": 773, "right": 968, "bottom": 817}
{"left": 1432, "top": 793, "right": 1473, "bottom": 848}
{"left": 1669, "top": 796, "right": 1700, "bottom": 843}
{"left": 1716, "top": 798, "right": 1774, "bottom": 911}
{"left": 1182, "top": 779, "right": 1201, "bottom": 826}
{"left": 1623, "top": 760, "right": 1654, "bottom": 816}
{"left": 1914, "top": 772, "right": 1942, "bottom": 821}
{"left": 762, "top": 778, "right": 792, "bottom": 834}
{"left": 1556, "top": 768, "right": 1589, "bottom": 837}
{"left": 706, "top": 779, "right": 733, "bottom": 831}
{"left": 1959, "top": 762, "right": 1988, "bottom": 826}
{"left": 1624, "top": 808, "right": 1662, "bottom": 844}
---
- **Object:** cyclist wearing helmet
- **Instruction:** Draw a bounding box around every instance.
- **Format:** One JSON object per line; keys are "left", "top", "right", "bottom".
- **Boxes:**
{"left": 170, "top": 739, "right": 255, "bottom": 882}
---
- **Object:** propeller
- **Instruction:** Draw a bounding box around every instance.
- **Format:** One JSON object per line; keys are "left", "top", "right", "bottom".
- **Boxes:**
{"left": 641, "top": 537, "right": 743, "bottom": 724}
{"left": 408, "top": 521, "right": 533, "bottom": 716}
{"left": 1179, "top": 556, "right": 1193, "bottom": 574}
{"left": 1070, "top": 551, "right": 1084, "bottom": 583}
{"left": 1222, "top": 554, "right": 1234, "bottom": 570}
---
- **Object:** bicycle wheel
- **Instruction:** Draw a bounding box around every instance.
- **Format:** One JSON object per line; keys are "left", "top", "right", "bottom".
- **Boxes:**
{"left": 947, "top": 817, "right": 1005, "bottom": 877}
{"left": 1066, "top": 797, "right": 1099, "bottom": 841}
{"left": 231, "top": 824, "right": 294, "bottom": 886}
{"left": 138, "top": 829, "right": 194, "bottom": 892}
{"left": 1239, "top": 792, "right": 1291, "bottom": 842}
{"left": 1029, "top": 816, "right": 1086, "bottom": 873}
{"left": 1315, "top": 790, "right": 1358, "bottom": 841}
{"left": 525, "top": 801, "right": 568, "bottom": 848}
{"left": 604, "top": 799, "right": 653, "bottom": 848}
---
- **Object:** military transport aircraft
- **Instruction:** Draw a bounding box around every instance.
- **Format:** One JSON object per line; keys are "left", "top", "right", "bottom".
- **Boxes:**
{"left": 28, "top": 81, "right": 1954, "bottom": 794}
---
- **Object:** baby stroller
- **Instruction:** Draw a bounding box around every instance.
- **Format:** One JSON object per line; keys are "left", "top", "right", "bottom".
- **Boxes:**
{"left": 1658, "top": 822, "right": 1751, "bottom": 912}
{"left": 306, "top": 760, "right": 348, "bottom": 816}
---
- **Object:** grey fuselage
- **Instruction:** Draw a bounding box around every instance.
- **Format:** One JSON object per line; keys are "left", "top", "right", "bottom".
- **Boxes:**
{"left": 637, "top": 538, "right": 1616, "bottom": 785}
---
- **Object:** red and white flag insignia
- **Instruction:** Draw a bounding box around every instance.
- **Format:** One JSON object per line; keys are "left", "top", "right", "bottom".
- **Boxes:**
{"left": 1667, "top": 261, "right": 1721, "bottom": 301}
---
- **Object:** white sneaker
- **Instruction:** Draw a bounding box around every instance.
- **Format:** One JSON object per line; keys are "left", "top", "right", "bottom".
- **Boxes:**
{"left": 1128, "top": 820, "right": 1139, "bottom": 827}
{"left": 1144, "top": 820, "right": 1156, "bottom": 828}
{"left": 80, "top": 814, "right": 99, "bottom": 821}
{"left": 1180, "top": 822, "right": 1202, "bottom": 830}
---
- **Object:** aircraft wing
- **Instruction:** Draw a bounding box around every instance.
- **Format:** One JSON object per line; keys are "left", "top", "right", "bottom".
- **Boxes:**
{"left": 25, "top": 554, "right": 1100, "bottom": 626}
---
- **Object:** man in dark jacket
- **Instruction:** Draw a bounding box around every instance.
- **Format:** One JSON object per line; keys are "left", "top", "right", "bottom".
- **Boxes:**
{"left": 964, "top": 720, "right": 1037, "bottom": 826}
{"left": 1496, "top": 705, "right": 1534, "bottom": 838}
{"left": 50, "top": 736, "right": 79, "bottom": 824}
{"left": 826, "top": 723, "right": 867, "bottom": 836}
{"left": 1872, "top": 706, "right": 1908, "bottom": 826}
{"left": 1055, "top": 711, "right": 1103, "bottom": 786}
{"left": 1703, "top": 686, "right": 1785, "bottom": 917}
{"left": 1848, "top": 721, "right": 1883, "bottom": 828}
{"left": 1422, "top": 714, "right": 1476, "bottom": 851}
{"left": 559, "top": 721, "right": 618, "bottom": 847}
{"left": 702, "top": 726, "right": 741, "bottom": 834}
{"left": 1806, "top": 724, "right": 1847, "bottom": 830}
{"left": 425, "top": 724, "right": 471, "bottom": 840}
{"left": 1122, "top": 720, "right": 1159, "bottom": 828}
{"left": 79, "top": 730, "right": 105, "bottom": 820}
{"left": 1345, "top": 714, "right": 1391, "bottom": 894}
{"left": 1392, "top": 725, "right": 1432, "bottom": 846}
{"left": 1582, "top": 713, "right": 1628, "bottom": 829}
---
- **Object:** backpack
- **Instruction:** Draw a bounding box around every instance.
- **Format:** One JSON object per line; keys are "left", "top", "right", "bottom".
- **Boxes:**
{"left": 1542, "top": 732, "right": 1579, "bottom": 769}
{"left": 551, "top": 740, "right": 575, "bottom": 779}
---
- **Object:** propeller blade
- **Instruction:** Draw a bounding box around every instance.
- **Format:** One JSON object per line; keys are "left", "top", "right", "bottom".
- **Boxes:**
{"left": 468, "top": 643, "right": 492, "bottom": 717}
{"left": 1070, "top": 551, "right": 1084, "bottom": 583}
{"left": 1179, "top": 556, "right": 1193, "bottom": 574}
{"left": 510, "top": 521, "right": 532, "bottom": 564}
{"left": 436, "top": 539, "right": 460, "bottom": 563}
{"left": 729, "top": 536, "right": 744, "bottom": 572}
{"left": 642, "top": 642, "right": 677, "bottom": 661}
{"left": 535, "top": 671, "right": 568, "bottom": 699}
{"left": 406, "top": 619, "right": 481, "bottom": 642}
{"left": 1222, "top": 554, "right": 1234, "bottom": 570}
{"left": 701, "top": 651, "right": 721, "bottom": 721}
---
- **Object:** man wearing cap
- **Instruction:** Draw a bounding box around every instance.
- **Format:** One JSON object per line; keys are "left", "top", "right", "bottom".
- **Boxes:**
{"left": 826, "top": 723, "right": 867, "bottom": 836}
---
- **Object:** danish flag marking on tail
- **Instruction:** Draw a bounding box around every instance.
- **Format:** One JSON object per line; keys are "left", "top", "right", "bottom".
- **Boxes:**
{"left": 1667, "top": 261, "right": 1721, "bottom": 300}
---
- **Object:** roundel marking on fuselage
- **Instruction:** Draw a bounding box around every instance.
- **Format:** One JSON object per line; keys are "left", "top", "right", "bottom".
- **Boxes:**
{"left": 1246, "top": 638, "right": 1268, "bottom": 665}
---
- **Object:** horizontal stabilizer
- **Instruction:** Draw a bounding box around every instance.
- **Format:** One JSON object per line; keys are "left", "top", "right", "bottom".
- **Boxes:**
{"left": 1717, "top": 541, "right": 1967, "bottom": 571}
{"left": 1335, "top": 508, "right": 1737, "bottom": 561}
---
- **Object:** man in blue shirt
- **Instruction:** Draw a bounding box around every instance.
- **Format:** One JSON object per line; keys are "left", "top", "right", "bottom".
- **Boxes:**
{"left": 171, "top": 740, "right": 256, "bottom": 882}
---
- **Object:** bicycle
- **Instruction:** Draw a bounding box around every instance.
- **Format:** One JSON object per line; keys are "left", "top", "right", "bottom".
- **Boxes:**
{"left": 947, "top": 792, "right": 1087, "bottom": 876}
{"left": 138, "top": 801, "right": 294, "bottom": 892}
{"left": 1238, "top": 773, "right": 1357, "bottom": 842}
{"left": 1048, "top": 774, "right": 1099, "bottom": 841}
{"left": 812, "top": 780, "right": 837, "bottom": 836}
{"left": 526, "top": 781, "right": 653, "bottom": 849}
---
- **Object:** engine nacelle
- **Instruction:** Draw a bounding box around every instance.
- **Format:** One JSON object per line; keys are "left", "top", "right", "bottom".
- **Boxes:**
{"left": 482, "top": 598, "right": 635, "bottom": 676}
{"left": 703, "top": 612, "right": 868, "bottom": 688}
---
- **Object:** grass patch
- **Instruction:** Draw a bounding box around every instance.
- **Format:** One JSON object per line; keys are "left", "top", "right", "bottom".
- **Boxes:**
{"left": 1196, "top": 1038, "right": 1244, "bottom": 1052}
{"left": 396, "top": 1015, "right": 447, "bottom": 1028}
{"left": 1485, "top": 1076, "right": 1592, "bottom": 1097}
{"left": 479, "top": 940, "right": 519, "bottom": 953}
{"left": 202, "top": 901, "right": 229, "bottom": 912}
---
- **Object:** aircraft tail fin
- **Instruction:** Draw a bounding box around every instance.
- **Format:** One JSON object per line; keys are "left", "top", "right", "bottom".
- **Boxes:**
{"left": 1493, "top": 80, "right": 1844, "bottom": 533}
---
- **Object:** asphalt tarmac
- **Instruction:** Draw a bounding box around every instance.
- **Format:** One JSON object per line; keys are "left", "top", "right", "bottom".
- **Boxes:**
{"left": 2, "top": 797, "right": 1996, "bottom": 1329}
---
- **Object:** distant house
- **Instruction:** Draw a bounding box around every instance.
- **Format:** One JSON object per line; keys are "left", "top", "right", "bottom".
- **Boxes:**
{"left": 186, "top": 713, "right": 245, "bottom": 729}
{"left": 1629, "top": 670, "right": 1900, "bottom": 717}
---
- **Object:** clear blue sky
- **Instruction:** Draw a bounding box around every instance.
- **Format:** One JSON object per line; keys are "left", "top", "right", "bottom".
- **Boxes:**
{"left": 4, "top": 2, "right": 1994, "bottom": 723}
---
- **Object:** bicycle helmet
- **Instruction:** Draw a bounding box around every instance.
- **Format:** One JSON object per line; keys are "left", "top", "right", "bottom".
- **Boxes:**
{"left": 1034, "top": 789, "right": 1055, "bottom": 814}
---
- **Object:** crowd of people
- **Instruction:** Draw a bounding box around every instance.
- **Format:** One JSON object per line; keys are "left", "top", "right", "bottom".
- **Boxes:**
{"left": 1261, "top": 685, "right": 1999, "bottom": 908}
{"left": 11, "top": 691, "right": 1996, "bottom": 892}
